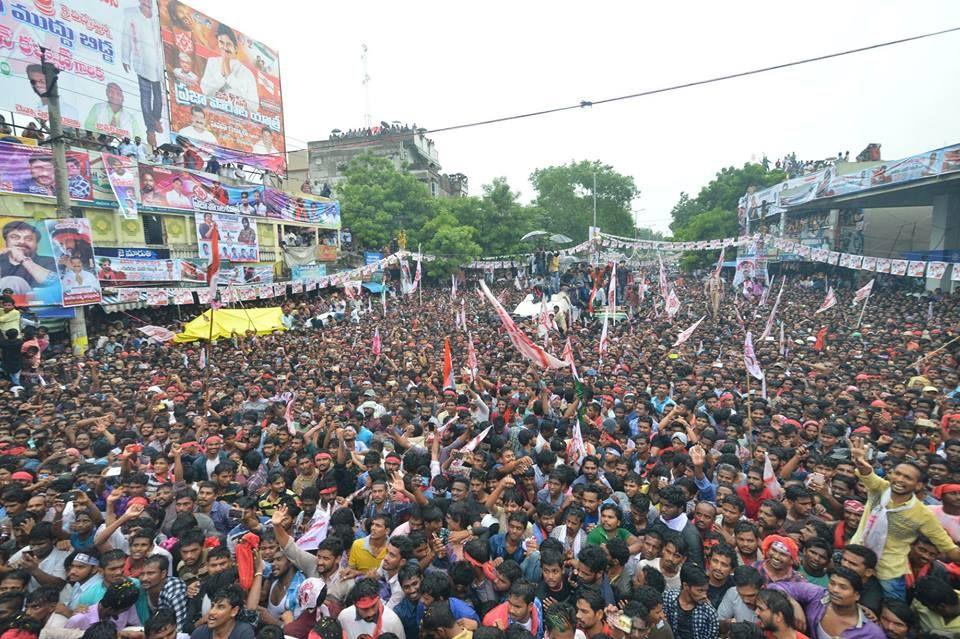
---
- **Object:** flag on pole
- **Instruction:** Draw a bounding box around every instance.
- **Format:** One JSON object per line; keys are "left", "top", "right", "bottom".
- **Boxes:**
{"left": 400, "top": 258, "right": 412, "bottom": 295}
{"left": 779, "top": 322, "right": 785, "bottom": 356}
{"left": 673, "top": 315, "right": 706, "bottom": 347}
{"left": 658, "top": 253, "right": 668, "bottom": 297}
{"left": 713, "top": 246, "right": 725, "bottom": 278}
{"left": 759, "top": 279, "right": 785, "bottom": 341}
{"left": 759, "top": 275, "right": 774, "bottom": 307}
{"left": 413, "top": 252, "right": 422, "bottom": 289}
{"left": 442, "top": 336, "right": 455, "bottom": 389}
{"left": 664, "top": 288, "right": 681, "bottom": 319}
{"left": 206, "top": 223, "right": 221, "bottom": 304}
{"left": 743, "top": 331, "right": 764, "bottom": 381}
{"left": 763, "top": 452, "right": 783, "bottom": 499}
{"left": 372, "top": 328, "right": 382, "bottom": 356}
{"left": 608, "top": 262, "right": 617, "bottom": 314}
{"left": 815, "top": 287, "right": 837, "bottom": 314}
{"left": 467, "top": 333, "right": 478, "bottom": 379}
{"left": 295, "top": 508, "right": 330, "bottom": 551}
{"left": 462, "top": 425, "right": 492, "bottom": 453}
{"left": 451, "top": 273, "right": 458, "bottom": 299}
{"left": 853, "top": 279, "right": 874, "bottom": 306}
{"left": 478, "top": 280, "right": 567, "bottom": 369}
{"left": 199, "top": 347, "right": 206, "bottom": 370}
{"left": 568, "top": 419, "right": 588, "bottom": 466}
{"left": 283, "top": 392, "right": 296, "bottom": 435}
{"left": 562, "top": 337, "right": 580, "bottom": 381}
{"left": 381, "top": 286, "right": 386, "bottom": 315}
{"left": 599, "top": 310, "right": 609, "bottom": 359}
{"left": 814, "top": 326, "right": 828, "bottom": 352}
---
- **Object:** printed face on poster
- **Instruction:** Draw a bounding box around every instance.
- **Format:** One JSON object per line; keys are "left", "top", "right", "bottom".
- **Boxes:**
{"left": 195, "top": 211, "right": 259, "bottom": 262}
{"left": 0, "top": 216, "right": 63, "bottom": 306}
{"left": 0, "top": 141, "right": 93, "bottom": 200}
{"left": 45, "top": 218, "right": 102, "bottom": 306}
{"left": 0, "top": 0, "right": 169, "bottom": 144}
{"left": 158, "top": 0, "right": 285, "bottom": 171}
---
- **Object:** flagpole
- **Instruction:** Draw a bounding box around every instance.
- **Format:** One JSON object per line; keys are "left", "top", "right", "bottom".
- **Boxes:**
{"left": 418, "top": 244, "right": 423, "bottom": 308}
{"left": 855, "top": 293, "right": 869, "bottom": 329}
{"left": 744, "top": 372, "right": 753, "bottom": 448}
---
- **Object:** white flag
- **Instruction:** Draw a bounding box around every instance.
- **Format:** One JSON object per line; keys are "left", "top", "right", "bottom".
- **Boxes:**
{"left": 815, "top": 287, "right": 837, "bottom": 314}
{"left": 462, "top": 425, "right": 492, "bottom": 453}
{"left": 674, "top": 315, "right": 706, "bottom": 347}
{"left": 853, "top": 279, "right": 874, "bottom": 306}
{"left": 743, "top": 331, "right": 764, "bottom": 381}
{"left": 664, "top": 288, "right": 681, "bottom": 319}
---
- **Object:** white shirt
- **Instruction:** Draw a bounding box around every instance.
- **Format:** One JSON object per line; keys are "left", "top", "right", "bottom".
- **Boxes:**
{"left": 200, "top": 57, "right": 259, "bottom": 109}
{"left": 121, "top": 6, "right": 163, "bottom": 82}
{"left": 10, "top": 547, "right": 70, "bottom": 591}
{"left": 166, "top": 190, "right": 192, "bottom": 208}
{"left": 178, "top": 125, "right": 218, "bottom": 145}
{"left": 62, "top": 269, "right": 100, "bottom": 290}
{"left": 252, "top": 140, "right": 277, "bottom": 155}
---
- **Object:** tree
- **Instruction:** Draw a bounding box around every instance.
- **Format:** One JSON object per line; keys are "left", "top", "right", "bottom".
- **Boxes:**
{"left": 420, "top": 210, "right": 482, "bottom": 276}
{"left": 530, "top": 160, "right": 639, "bottom": 242}
{"left": 669, "top": 163, "right": 786, "bottom": 234}
{"left": 337, "top": 154, "right": 438, "bottom": 250}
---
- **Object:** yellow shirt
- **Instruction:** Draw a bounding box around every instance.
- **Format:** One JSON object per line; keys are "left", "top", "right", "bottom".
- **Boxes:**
{"left": 851, "top": 470, "right": 957, "bottom": 580}
{"left": 912, "top": 591, "right": 960, "bottom": 636}
{"left": 348, "top": 536, "right": 387, "bottom": 572}
{"left": 0, "top": 308, "right": 20, "bottom": 335}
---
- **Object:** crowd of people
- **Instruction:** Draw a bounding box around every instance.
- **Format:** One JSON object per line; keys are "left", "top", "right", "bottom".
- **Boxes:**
{"left": 328, "top": 122, "right": 421, "bottom": 141}
{"left": 0, "top": 262, "right": 958, "bottom": 639}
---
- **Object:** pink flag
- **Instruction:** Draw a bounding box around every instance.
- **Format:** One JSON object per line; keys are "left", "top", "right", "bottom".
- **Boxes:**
{"left": 467, "top": 333, "right": 478, "bottom": 378}
{"left": 673, "top": 315, "right": 706, "bottom": 347}
{"left": 815, "top": 287, "right": 837, "bottom": 314}
{"left": 372, "top": 328, "right": 382, "bottom": 356}
{"left": 763, "top": 452, "right": 783, "bottom": 499}
{"left": 658, "top": 253, "right": 668, "bottom": 297}
{"left": 478, "top": 281, "right": 567, "bottom": 369}
{"left": 759, "top": 279, "right": 785, "bottom": 341}
{"left": 563, "top": 337, "right": 580, "bottom": 381}
{"left": 743, "top": 331, "right": 764, "bottom": 381}
{"left": 853, "top": 279, "right": 874, "bottom": 306}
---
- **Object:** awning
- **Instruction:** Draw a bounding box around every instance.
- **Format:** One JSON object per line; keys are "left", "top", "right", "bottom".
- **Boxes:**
{"left": 362, "top": 282, "right": 385, "bottom": 293}
{"left": 100, "top": 294, "right": 149, "bottom": 313}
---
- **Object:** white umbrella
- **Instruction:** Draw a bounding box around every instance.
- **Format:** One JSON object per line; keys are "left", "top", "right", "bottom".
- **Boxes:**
{"left": 549, "top": 234, "right": 574, "bottom": 244}
{"left": 520, "top": 230, "right": 549, "bottom": 242}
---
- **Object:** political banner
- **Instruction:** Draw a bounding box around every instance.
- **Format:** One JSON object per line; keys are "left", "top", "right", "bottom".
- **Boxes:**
{"left": 100, "top": 152, "right": 139, "bottom": 220}
{"left": 0, "top": 216, "right": 62, "bottom": 306}
{"left": 171, "top": 289, "right": 195, "bottom": 305}
{"left": 907, "top": 261, "right": 927, "bottom": 278}
{"left": 195, "top": 211, "right": 259, "bottom": 262}
{"left": 94, "top": 254, "right": 178, "bottom": 281}
{"left": 217, "top": 264, "right": 273, "bottom": 284}
{"left": 138, "top": 164, "right": 265, "bottom": 214}
{"left": 145, "top": 288, "right": 169, "bottom": 306}
{"left": 45, "top": 218, "right": 102, "bottom": 306}
{"left": 0, "top": 0, "right": 169, "bottom": 144}
{"left": 927, "top": 261, "right": 948, "bottom": 280}
{"left": 0, "top": 141, "right": 92, "bottom": 200}
{"left": 157, "top": 0, "right": 285, "bottom": 172}
{"left": 889, "top": 259, "right": 909, "bottom": 277}
{"left": 263, "top": 190, "right": 341, "bottom": 227}
{"left": 291, "top": 264, "right": 327, "bottom": 281}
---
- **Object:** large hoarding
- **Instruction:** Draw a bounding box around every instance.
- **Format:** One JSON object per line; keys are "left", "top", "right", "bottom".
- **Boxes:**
{"left": 0, "top": 0, "right": 169, "bottom": 145}
{"left": 157, "top": 0, "right": 285, "bottom": 172}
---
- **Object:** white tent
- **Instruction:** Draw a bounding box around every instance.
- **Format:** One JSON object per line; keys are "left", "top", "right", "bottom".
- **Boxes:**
{"left": 512, "top": 291, "right": 572, "bottom": 318}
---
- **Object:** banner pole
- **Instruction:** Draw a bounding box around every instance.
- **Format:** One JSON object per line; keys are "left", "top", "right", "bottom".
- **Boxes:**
{"left": 855, "top": 294, "right": 869, "bottom": 329}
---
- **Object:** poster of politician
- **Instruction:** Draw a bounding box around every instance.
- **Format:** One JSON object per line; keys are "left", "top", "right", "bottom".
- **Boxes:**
{"left": 0, "top": 0, "right": 169, "bottom": 146}
{"left": 195, "top": 211, "right": 259, "bottom": 263}
{"left": 45, "top": 218, "right": 102, "bottom": 306}
{"left": 158, "top": 0, "right": 285, "bottom": 172}
{"left": 0, "top": 142, "right": 93, "bottom": 201}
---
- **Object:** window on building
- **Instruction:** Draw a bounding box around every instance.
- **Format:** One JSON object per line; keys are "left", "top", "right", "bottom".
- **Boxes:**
{"left": 430, "top": 181, "right": 438, "bottom": 197}
{"left": 143, "top": 214, "right": 165, "bottom": 245}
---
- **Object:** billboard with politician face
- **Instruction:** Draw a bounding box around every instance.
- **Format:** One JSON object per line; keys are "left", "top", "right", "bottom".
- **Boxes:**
{"left": 0, "top": 0, "right": 169, "bottom": 146}
{"left": 158, "top": 0, "right": 285, "bottom": 171}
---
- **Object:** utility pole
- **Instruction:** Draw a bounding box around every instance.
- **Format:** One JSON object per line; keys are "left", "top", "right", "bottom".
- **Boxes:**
{"left": 38, "top": 49, "right": 87, "bottom": 355}
{"left": 592, "top": 172, "right": 597, "bottom": 228}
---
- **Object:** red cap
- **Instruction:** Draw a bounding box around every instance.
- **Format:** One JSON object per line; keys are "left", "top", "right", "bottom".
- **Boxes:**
{"left": 11, "top": 471, "right": 33, "bottom": 481}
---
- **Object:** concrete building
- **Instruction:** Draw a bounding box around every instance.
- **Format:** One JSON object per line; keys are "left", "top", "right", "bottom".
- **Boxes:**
{"left": 307, "top": 127, "right": 468, "bottom": 198}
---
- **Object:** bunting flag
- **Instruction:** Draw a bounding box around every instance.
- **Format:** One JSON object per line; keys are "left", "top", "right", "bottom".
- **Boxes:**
{"left": 658, "top": 253, "right": 668, "bottom": 298}
{"left": 478, "top": 280, "right": 567, "bottom": 369}
{"left": 664, "top": 288, "right": 681, "bottom": 319}
{"left": 743, "top": 331, "right": 764, "bottom": 381}
{"left": 673, "top": 315, "right": 706, "bottom": 347}
{"left": 815, "top": 287, "right": 837, "bottom": 314}
{"left": 462, "top": 425, "right": 492, "bottom": 453}
{"left": 443, "top": 336, "right": 455, "bottom": 389}
{"left": 199, "top": 347, "right": 206, "bottom": 370}
{"left": 853, "top": 278, "right": 874, "bottom": 306}
{"left": 763, "top": 452, "right": 783, "bottom": 499}
{"left": 206, "top": 223, "right": 221, "bottom": 305}
{"left": 563, "top": 337, "right": 580, "bottom": 381}
{"left": 467, "top": 333, "right": 478, "bottom": 379}
{"left": 814, "top": 326, "right": 828, "bottom": 352}
{"left": 759, "top": 279, "right": 785, "bottom": 341}
{"left": 372, "top": 328, "right": 382, "bottom": 356}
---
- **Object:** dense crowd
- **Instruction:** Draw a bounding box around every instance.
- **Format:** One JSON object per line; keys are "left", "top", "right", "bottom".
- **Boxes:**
{"left": 0, "top": 263, "right": 959, "bottom": 639}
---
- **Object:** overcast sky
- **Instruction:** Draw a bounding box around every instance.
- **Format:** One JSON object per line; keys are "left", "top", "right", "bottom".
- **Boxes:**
{"left": 190, "top": 0, "right": 960, "bottom": 233}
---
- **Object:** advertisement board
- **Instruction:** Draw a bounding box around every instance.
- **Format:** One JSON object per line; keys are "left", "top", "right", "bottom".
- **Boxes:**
{"left": 100, "top": 151, "right": 138, "bottom": 219}
{"left": 157, "top": 0, "right": 285, "bottom": 171}
{"left": 264, "top": 189, "right": 340, "bottom": 227}
{"left": 195, "top": 210, "right": 259, "bottom": 262}
{"left": 138, "top": 164, "right": 265, "bottom": 213}
{"left": 45, "top": 217, "right": 102, "bottom": 306}
{"left": 0, "top": 0, "right": 169, "bottom": 144}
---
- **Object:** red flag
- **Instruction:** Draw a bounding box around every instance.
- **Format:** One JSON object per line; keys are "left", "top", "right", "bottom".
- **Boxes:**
{"left": 206, "top": 223, "right": 220, "bottom": 303}
{"left": 443, "top": 336, "right": 455, "bottom": 389}
{"left": 372, "top": 328, "right": 382, "bottom": 356}
{"left": 478, "top": 281, "right": 566, "bottom": 369}
{"left": 814, "top": 326, "right": 828, "bottom": 352}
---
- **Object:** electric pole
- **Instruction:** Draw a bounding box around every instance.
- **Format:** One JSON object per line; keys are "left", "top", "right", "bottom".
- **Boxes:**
{"left": 38, "top": 49, "right": 88, "bottom": 355}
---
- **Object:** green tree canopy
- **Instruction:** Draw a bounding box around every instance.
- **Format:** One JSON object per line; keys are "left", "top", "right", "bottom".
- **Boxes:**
{"left": 530, "top": 160, "right": 639, "bottom": 242}
{"left": 421, "top": 210, "right": 482, "bottom": 276}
